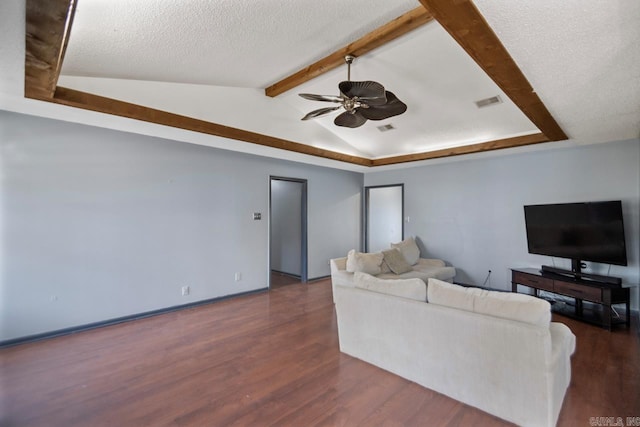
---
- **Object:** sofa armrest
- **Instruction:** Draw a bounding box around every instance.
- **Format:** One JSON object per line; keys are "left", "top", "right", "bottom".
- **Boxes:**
{"left": 330, "top": 257, "right": 347, "bottom": 273}
{"left": 330, "top": 257, "right": 350, "bottom": 303}
{"left": 546, "top": 322, "right": 576, "bottom": 425}
{"left": 549, "top": 322, "right": 576, "bottom": 359}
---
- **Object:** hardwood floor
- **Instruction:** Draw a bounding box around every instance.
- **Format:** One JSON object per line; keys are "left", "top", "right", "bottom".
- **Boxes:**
{"left": 270, "top": 271, "right": 302, "bottom": 289}
{"left": 1, "top": 279, "right": 638, "bottom": 426}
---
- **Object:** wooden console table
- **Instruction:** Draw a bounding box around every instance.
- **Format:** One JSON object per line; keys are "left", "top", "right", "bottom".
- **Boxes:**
{"left": 511, "top": 268, "right": 632, "bottom": 330}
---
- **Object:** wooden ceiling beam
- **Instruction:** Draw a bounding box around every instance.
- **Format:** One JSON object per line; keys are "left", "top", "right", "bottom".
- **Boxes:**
{"left": 418, "top": 0, "right": 567, "bottom": 142}
{"left": 371, "top": 133, "right": 549, "bottom": 167}
{"left": 51, "top": 87, "right": 373, "bottom": 167}
{"left": 264, "top": 7, "right": 434, "bottom": 97}
{"left": 25, "top": 0, "right": 76, "bottom": 100}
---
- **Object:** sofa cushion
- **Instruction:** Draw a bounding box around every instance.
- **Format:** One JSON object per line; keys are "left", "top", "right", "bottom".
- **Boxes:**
{"left": 391, "top": 237, "right": 420, "bottom": 265}
{"left": 473, "top": 288, "right": 551, "bottom": 328}
{"left": 377, "top": 266, "right": 456, "bottom": 283}
{"left": 411, "top": 264, "right": 456, "bottom": 282}
{"left": 427, "top": 279, "right": 551, "bottom": 327}
{"left": 354, "top": 272, "right": 427, "bottom": 302}
{"left": 346, "top": 250, "right": 384, "bottom": 275}
{"left": 426, "top": 278, "right": 481, "bottom": 310}
{"left": 382, "top": 249, "right": 413, "bottom": 274}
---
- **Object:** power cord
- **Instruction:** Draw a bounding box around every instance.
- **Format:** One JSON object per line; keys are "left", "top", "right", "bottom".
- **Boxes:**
{"left": 481, "top": 270, "right": 491, "bottom": 287}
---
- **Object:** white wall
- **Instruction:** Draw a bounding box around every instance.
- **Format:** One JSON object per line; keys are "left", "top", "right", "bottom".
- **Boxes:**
{"left": 0, "top": 111, "right": 362, "bottom": 341}
{"left": 365, "top": 139, "right": 640, "bottom": 309}
{"left": 270, "top": 180, "right": 303, "bottom": 276}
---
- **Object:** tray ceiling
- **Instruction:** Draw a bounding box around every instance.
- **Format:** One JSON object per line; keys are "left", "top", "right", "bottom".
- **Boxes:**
{"left": 6, "top": 0, "right": 639, "bottom": 170}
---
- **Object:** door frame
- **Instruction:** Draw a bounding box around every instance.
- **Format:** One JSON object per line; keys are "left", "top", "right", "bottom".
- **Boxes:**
{"left": 364, "top": 184, "right": 404, "bottom": 253}
{"left": 269, "top": 176, "right": 308, "bottom": 286}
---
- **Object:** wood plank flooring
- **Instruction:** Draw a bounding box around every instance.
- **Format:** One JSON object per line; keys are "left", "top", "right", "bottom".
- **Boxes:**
{"left": 1, "top": 279, "right": 638, "bottom": 426}
{"left": 270, "top": 271, "right": 302, "bottom": 289}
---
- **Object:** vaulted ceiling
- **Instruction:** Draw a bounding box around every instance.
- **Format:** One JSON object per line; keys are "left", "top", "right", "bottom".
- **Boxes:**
{"left": 2, "top": 0, "right": 639, "bottom": 171}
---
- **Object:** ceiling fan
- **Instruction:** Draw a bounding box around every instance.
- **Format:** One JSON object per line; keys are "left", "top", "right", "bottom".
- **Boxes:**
{"left": 299, "top": 55, "right": 407, "bottom": 128}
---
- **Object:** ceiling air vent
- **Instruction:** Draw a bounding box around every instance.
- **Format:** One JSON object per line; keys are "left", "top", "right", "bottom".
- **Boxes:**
{"left": 377, "top": 124, "right": 395, "bottom": 132}
{"left": 475, "top": 95, "right": 502, "bottom": 108}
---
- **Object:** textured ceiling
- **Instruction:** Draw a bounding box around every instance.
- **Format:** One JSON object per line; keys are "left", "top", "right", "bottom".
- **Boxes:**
{"left": 1, "top": 0, "right": 639, "bottom": 171}
{"left": 473, "top": 0, "right": 640, "bottom": 146}
{"left": 62, "top": 0, "right": 418, "bottom": 88}
{"left": 58, "top": 0, "right": 540, "bottom": 160}
{"left": 58, "top": 19, "right": 540, "bottom": 160}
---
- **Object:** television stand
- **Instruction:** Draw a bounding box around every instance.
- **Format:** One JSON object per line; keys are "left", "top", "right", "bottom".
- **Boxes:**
{"left": 540, "top": 265, "right": 622, "bottom": 285}
{"left": 511, "top": 268, "right": 632, "bottom": 330}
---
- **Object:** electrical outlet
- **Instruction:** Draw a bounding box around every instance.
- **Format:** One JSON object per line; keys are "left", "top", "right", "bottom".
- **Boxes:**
{"left": 235, "top": 272, "right": 242, "bottom": 282}
{"left": 181, "top": 286, "right": 190, "bottom": 296}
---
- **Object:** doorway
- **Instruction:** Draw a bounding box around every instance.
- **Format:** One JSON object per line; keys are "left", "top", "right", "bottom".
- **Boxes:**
{"left": 269, "top": 177, "right": 308, "bottom": 287}
{"left": 365, "top": 184, "right": 404, "bottom": 253}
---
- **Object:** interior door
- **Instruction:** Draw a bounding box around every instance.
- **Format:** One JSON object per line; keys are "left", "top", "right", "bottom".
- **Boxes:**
{"left": 269, "top": 177, "right": 308, "bottom": 284}
{"left": 365, "top": 184, "right": 404, "bottom": 253}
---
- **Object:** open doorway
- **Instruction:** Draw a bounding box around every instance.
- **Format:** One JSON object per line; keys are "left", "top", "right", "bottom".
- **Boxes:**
{"left": 269, "top": 177, "right": 308, "bottom": 288}
{"left": 365, "top": 184, "right": 404, "bottom": 253}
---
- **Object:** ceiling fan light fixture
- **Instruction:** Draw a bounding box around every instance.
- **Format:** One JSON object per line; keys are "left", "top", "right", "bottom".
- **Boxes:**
{"left": 299, "top": 55, "right": 407, "bottom": 128}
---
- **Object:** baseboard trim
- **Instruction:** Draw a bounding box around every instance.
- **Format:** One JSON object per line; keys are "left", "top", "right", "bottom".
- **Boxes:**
{"left": 308, "top": 274, "right": 331, "bottom": 282}
{"left": 0, "top": 287, "right": 268, "bottom": 349}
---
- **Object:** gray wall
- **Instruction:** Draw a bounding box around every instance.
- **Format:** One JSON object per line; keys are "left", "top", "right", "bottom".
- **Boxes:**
{"left": 3, "top": 108, "right": 638, "bottom": 342}
{"left": 270, "top": 179, "right": 302, "bottom": 276}
{"left": 0, "top": 111, "right": 362, "bottom": 341}
{"left": 365, "top": 139, "right": 640, "bottom": 309}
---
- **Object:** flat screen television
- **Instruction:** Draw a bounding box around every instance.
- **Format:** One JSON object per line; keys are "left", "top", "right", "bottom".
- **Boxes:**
{"left": 524, "top": 201, "right": 628, "bottom": 273}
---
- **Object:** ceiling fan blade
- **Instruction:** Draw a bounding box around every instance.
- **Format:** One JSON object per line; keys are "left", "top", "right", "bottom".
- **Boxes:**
{"left": 334, "top": 111, "right": 367, "bottom": 128}
{"left": 358, "top": 91, "right": 407, "bottom": 121}
{"left": 338, "top": 81, "right": 386, "bottom": 105}
{"left": 298, "top": 93, "right": 343, "bottom": 102}
{"left": 301, "top": 106, "right": 342, "bottom": 121}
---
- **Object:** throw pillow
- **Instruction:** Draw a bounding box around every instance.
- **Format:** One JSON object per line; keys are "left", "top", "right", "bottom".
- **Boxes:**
{"left": 391, "top": 236, "right": 421, "bottom": 265}
{"left": 345, "top": 249, "right": 384, "bottom": 275}
{"left": 354, "top": 272, "right": 427, "bottom": 302}
{"left": 380, "top": 258, "right": 392, "bottom": 274}
{"left": 381, "top": 248, "right": 413, "bottom": 274}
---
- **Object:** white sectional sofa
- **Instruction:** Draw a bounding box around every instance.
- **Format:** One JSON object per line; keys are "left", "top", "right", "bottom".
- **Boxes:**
{"left": 330, "top": 256, "right": 455, "bottom": 295}
{"left": 334, "top": 275, "right": 576, "bottom": 427}
{"left": 329, "top": 237, "right": 456, "bottom": 301}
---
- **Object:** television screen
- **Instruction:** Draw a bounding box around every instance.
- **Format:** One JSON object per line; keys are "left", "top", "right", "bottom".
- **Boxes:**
{"left": 524, "top": 201, "right": 627, "bottom": 266}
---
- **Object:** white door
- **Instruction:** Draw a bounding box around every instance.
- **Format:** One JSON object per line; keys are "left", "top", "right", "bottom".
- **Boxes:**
{"left": 366, "top": 185, "right": 403, "bottom": 253}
